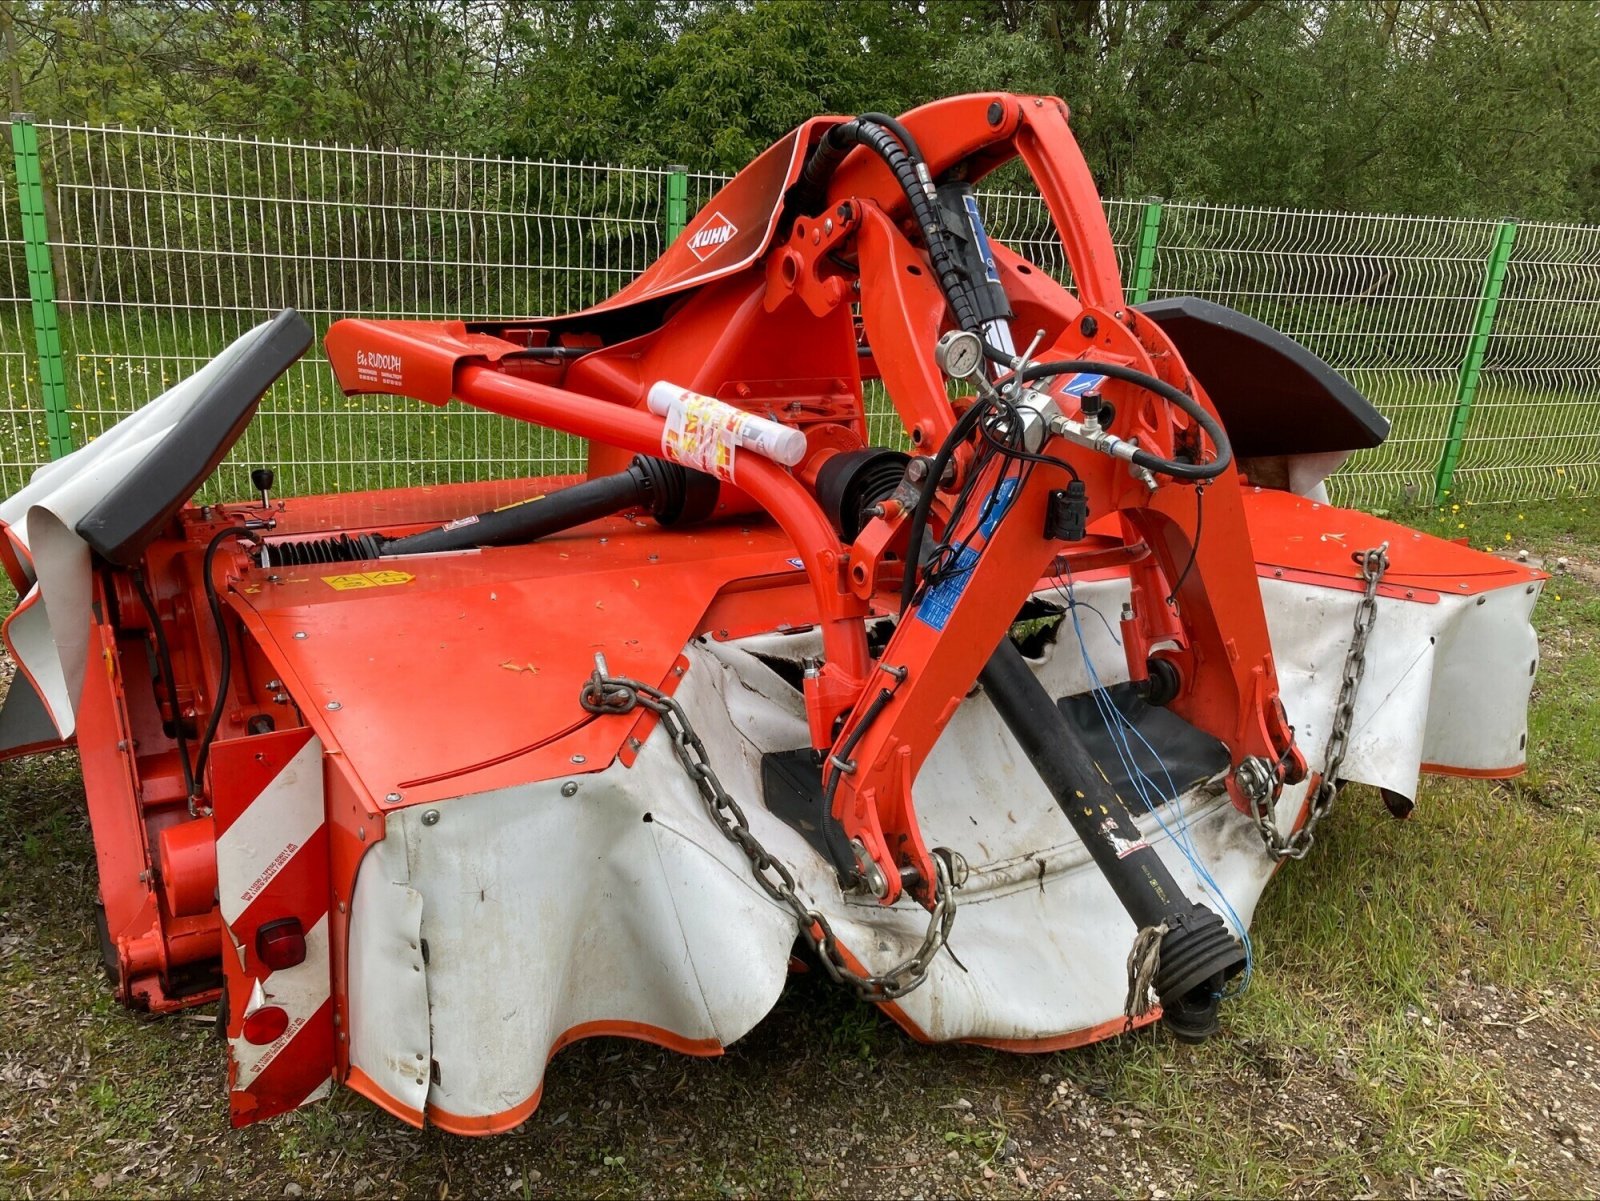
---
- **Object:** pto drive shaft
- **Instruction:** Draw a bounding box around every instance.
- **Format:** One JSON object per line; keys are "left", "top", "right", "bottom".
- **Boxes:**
{"left": 977, "top": 639, "right": 1244, "bottom": 1041}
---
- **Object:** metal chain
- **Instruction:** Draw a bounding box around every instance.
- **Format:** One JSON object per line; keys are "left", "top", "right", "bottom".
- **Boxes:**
{"left": 580, "top": 669, "right": 959, "bottom": 1001}
{"left": 1249, "top": 542, "right": 1390, "bottom": 860}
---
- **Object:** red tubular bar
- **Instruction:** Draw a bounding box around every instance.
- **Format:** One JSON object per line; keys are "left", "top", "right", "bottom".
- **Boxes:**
{"left": 451, "top": 365, "right": 872, "bottom": 704}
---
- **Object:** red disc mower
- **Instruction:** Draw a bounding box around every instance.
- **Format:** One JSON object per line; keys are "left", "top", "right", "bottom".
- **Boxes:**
{"left": 0, "top": 93, "right": 1542, "bottom": 1131}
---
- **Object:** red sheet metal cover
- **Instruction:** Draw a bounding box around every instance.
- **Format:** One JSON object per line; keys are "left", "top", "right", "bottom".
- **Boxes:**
{"left": 228, "top": 511, "right": 805, "bottom": 807}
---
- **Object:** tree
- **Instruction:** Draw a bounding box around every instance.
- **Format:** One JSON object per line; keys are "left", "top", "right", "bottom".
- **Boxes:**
{"left": 4, "top": 0, "right": 1598, "bottom": 220}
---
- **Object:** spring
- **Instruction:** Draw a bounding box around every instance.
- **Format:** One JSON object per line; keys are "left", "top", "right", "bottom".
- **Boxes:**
{"left": 262, "top": 532, "right": 388, "bottom": 567}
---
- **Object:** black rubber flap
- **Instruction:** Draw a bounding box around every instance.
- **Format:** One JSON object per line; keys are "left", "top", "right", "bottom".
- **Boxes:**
{"left": 761, "top": 748, "right": 834, "bottom": 861}
{"left": 76, "top": 308, "right": 313, "bottom": 567}
{"left": 1136, "top": 296, "right": 1389, "bottom": 458}
{"left": 1057, "top": 682, "right": 1230, "bottom": 814}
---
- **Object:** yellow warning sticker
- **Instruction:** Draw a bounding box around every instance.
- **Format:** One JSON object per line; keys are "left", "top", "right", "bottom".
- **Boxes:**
{"left": 322, "top": 570, "right": 415, "bottom": 591}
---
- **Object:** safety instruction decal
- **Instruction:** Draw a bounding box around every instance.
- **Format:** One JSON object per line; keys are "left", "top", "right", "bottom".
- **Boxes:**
{"left": 1059, "top": 372, "right": 1106, "bottom": 398}
{"left": 322, "top": 570, "right": 415, "bottom": 591}
{"left": 661, "top": 391, "right": 738, "bottom": 481}
{"left": 914, "top": 477, "right": 1019, "bottom": 633}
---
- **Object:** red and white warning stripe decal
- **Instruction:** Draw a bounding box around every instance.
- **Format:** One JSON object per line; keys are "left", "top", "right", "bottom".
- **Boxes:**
{"left": 211, "top": 727, "right": 335, "bottom": 1127}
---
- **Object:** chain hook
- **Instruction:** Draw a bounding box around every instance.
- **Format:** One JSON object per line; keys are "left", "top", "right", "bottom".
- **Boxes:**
{"left": 579, "top": 670, "right": 960, "bottom": 1001}
{"left": 1250, "top": 542, "right": 1389, "bottom": 860}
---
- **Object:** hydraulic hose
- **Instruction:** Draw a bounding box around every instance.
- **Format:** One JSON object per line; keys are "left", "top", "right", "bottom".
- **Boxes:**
{"left": 858, "top": 111, "right": 924, "bottom": 162}
{"left": 798, "top": 118, "right": 986, "bottom": 336}
{"left": 993, "top": 353, "right": 1234, "bottom": 483}
{"left": 898, "top": 399, "right": 989, "bottom": 614}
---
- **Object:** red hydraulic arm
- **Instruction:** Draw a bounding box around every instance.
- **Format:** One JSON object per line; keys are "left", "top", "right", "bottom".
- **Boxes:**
{"left": 324, "top": 91, "right": 1304, "bottom": 913}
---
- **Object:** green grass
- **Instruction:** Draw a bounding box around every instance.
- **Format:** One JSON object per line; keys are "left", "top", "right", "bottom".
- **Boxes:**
{"left": 0, "top": 497, "right": 1595, "bottom": 1197}
{"left": 4, "top": 310, "right": 1598, "bottom": 510}
{"left": 0, "top": 327, "right": 1597, "bottom": 1194}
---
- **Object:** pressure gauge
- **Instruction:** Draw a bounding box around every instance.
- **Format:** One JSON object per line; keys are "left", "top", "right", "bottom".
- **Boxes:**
{"left": 934, "top": 329, "right": 984, "bottom": 381}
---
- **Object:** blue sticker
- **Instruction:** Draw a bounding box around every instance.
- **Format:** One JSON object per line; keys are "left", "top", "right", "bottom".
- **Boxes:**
{"left": 1060, "top": 372, "right": 1105, "bottom": 398}
{"left": 962, "top": 194, "right": 1002, "bottom": 285}
{"left": 785, "top": 557, "right": 804, "bottom": 570}
{"left": 914, "top": 477, "right": 1019, "bottom": 632}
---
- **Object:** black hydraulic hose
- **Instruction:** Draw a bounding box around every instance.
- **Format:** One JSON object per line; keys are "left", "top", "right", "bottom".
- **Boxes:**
{"left": 381, "top": 469, "right": 649, "bottom": 557}
{"left": 798, "top": 117, "right": 985, "bottom": 336}
{"left": 132, "top": 569, "right": 196, "bottom": 804}
{"left": 194, "top": 526, "right": 252, "bottom": 798}
{"left": 997, "top": 355, "right": 1233, "bottom": 482}
{"left": 858, "top": 111, "right": 924, "bottom": 162}
{"left": 898, "top": 399, "right": 991, "bottom": 615}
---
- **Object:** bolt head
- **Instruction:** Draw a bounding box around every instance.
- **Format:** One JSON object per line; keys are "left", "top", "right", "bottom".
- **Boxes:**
{"left": 326, "top": 700, "right": 342, "bottom": 711}
{"left": 561, "top": 781, "right": 579, "bottom": 797}
{"left": 421, "top": 809, "right": 440, "bottom": 826}
{"left": 385, "top": 792, "right": 402, "bottom": 803}
{"left": 293, "top": 631, "right": 307, "bottom": 640}
{"left": 571, "top": 753, "right": 586, "bottom": 764}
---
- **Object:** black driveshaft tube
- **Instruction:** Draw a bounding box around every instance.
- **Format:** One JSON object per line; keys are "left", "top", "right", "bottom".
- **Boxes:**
{"left": 380, "top": 455, "right": 716, "bottom": 557}
{"left": 977, "top": 638, "right": 1246, "bottom": 1041}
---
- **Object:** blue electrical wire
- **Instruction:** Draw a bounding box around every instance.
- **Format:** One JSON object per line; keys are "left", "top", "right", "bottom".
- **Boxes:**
{"left": 1054, "top": 567, "right": 1254, "bottom": 996}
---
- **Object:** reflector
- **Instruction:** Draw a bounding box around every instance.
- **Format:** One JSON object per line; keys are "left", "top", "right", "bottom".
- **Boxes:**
{"left": 242, "top": 1004, "right": 289, "bottom": 1046}
{"left": 255, "top": 918, "right": 306, "bottom": 971}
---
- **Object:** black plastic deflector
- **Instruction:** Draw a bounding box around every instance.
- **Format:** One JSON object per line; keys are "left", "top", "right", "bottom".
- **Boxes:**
{"left": 75, "top": 308, "right": 312, "bottom": 566}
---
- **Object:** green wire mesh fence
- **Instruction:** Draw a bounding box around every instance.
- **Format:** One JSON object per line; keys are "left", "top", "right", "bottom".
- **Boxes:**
{"left": 2, "top": 118, "right": 1595, "bottom": 508}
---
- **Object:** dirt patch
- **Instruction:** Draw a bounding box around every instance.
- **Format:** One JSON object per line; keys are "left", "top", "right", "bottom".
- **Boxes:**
{"left": 1437, "top": 974, "right": 1600, "bottom": 1198}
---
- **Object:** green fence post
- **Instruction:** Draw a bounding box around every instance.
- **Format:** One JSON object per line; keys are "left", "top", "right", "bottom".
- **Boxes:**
{"left": 1434, "top": 218, "right": 1518, "bottom": 502}
{"left": 1129, "top": 197, "right": 1163, "bottom": 305}
{"left": 666, "top": 165, "right": 689, "bottom": 244}
{"left": 9, "top": 114, "right": 73, "bottom": 460}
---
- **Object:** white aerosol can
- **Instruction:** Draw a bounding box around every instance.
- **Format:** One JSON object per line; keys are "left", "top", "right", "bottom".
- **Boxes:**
{"left": 647, "top": 381, "right": 808, "bottom": 467}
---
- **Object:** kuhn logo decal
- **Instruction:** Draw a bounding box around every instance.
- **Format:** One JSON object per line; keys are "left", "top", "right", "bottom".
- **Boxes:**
{"left": 686, "top": 211, "right": 739, "bottom": 262}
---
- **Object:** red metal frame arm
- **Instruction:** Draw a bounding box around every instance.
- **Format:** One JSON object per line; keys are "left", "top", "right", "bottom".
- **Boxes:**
{"left": 450, "top": 364, "right": 872, "bottom": 735}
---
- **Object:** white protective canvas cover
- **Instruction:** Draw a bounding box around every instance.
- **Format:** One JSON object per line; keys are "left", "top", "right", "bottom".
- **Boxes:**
{"left": 346, "top": 570, "right": 1539, "bottom": 1126}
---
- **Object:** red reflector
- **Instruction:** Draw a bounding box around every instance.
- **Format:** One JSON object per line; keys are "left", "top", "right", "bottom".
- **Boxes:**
{"left": 255, "top": 917, "right": 307, "bottom": 970}
{"left": 242, "top": 1004, "right": 289, "bottom": 1045}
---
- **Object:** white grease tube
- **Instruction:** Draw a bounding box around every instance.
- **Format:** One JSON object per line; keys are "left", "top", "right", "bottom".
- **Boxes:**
{"left": 647, "top": 381, "right": 807, "bottom": 468}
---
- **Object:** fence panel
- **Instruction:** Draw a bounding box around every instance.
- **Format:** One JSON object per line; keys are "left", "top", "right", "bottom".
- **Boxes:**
{"left": 2, "top": 122, "right": 1597, "bottom": 507}
{"left": 1146, "top": 205, "right": 1501, "bottom": 510}
{"left": 0, "top": 147, "right": 47, "bottom": 496}
{"left": 32, "top": 124, "right": 673, "bottom": 497}
{"left": 1451, "top": 222, "right": 1600, "bottom": 503}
